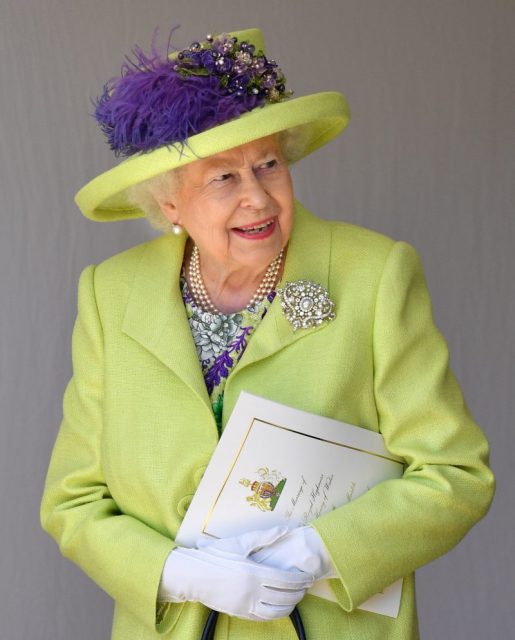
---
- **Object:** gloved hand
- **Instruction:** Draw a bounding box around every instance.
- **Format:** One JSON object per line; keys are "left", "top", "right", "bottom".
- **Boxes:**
{"left": 159, "top": 537, "right": 314, "bottom": 621}
{"left": 198, "top": 524, "right": 338, "bottom": 581}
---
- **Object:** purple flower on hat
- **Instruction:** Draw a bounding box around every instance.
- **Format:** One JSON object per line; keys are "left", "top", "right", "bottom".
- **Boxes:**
{"left": 94, "top": 29, "right": 292, "bottom": 157}
{"left": 200, "top": 50, "right": 217, "bottom": 72}
{"left": 262, "top": 72, "right": 277, "bottom": 89}
{"left": 236, "top": 51, "right": 252, "bottom": 66}
{"left": 232, "top": 60, "right": 248, "bottom": 75}
{"left": 215, "top": 56, "right": 233, "bottom": 73}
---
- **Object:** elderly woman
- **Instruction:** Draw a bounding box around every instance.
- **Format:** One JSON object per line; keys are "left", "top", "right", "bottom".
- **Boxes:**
{"left": 41, "top": 28, "right": 494, "bottom": 640}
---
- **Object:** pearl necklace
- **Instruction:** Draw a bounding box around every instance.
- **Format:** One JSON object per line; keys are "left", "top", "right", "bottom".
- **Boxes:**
{"left": 188, "top": 244, "right": 284, "bottom": 315}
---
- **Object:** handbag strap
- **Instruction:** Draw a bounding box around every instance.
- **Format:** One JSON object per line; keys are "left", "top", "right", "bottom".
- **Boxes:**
{"left": 290, "top": 607, "right": 307, "bottom": 640}
{"left": 200, "top": 607, "right": 307, "bottom": 640}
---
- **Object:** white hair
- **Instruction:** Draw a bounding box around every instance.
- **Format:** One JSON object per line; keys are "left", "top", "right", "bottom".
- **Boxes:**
{"left": 126, "top": 128, "right": 306, "bottom": 234}
{"left": 127, "top": 170, "right": 182, "bottom": 234}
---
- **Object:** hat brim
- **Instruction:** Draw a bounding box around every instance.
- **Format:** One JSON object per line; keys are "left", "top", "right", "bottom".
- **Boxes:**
{"left": 75, "top": 91, "right": 350, "bottom": 222}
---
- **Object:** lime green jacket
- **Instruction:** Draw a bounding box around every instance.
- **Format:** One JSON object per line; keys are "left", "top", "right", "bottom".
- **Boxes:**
{"left": 41, "top": 202, "right": 494, "bottom": 640}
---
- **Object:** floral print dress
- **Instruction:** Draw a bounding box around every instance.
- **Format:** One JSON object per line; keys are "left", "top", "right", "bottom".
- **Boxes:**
{"left": 180, "top": 276, "right": 276, "bottom": 435}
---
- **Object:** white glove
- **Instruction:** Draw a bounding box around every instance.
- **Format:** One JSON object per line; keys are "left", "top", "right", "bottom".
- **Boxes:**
{"left": 159, "top": 538, "right": 314, "bottom": 621}
{"left": 198, "top": 525, "right": 338, "bottom": 581}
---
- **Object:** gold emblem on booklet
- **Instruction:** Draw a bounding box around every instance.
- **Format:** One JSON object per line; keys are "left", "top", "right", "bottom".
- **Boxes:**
{"left": 239, "top": 467, "right": 287, "bottom": 512}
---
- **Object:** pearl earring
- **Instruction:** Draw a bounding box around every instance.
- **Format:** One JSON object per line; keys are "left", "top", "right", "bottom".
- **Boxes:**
{"left": 171, "top": 223, "right": 183, "bottom": 236}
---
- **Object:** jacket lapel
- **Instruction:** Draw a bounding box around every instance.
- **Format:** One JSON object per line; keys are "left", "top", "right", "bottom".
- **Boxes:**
{"left": 121, "top": 202, "right": 332, "bottom": 406}
{"left": 122, "top": 233, "right": 212, "bottom": 412}
{"left": 235, "top": 201, "right": 333, "bottom": 370}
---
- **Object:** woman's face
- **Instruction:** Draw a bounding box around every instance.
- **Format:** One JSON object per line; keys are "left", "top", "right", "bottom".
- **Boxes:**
{"left": 160, "top": 135, "right": 294, "bottom": 274}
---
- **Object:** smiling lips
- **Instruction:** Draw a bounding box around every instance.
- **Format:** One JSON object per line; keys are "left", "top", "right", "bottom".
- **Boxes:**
{"left": 232, "top": 217, "right": 276, "bottom": 240}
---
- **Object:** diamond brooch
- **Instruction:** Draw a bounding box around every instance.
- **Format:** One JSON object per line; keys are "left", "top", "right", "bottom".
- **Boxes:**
{"left": 277, "top": 280, "right": 336, "bottom": 331}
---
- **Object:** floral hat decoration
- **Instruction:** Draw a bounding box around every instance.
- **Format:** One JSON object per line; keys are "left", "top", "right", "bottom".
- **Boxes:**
{"left": 75, "top": 27, "right": 350, "bottom": 222}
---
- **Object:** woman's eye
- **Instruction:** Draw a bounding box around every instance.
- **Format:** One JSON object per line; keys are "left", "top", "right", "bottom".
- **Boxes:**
{"left": 260, "top": 159, "right": 278, "bottom": 170}
{"left": 213, "top": 173, "right": 232, "bottom": 183}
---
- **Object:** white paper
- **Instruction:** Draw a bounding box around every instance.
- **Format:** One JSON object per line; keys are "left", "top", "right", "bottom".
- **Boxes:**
{"left": 177, "top": 392, "right": 404, "bottom": 618}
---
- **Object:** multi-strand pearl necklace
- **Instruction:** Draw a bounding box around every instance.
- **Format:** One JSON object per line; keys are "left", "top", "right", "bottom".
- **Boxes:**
{"left": 188, "top": 244, "right": 284, "bottom": 315}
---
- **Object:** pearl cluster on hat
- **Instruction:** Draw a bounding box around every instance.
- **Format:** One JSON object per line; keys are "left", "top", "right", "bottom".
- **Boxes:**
{"left": 174, "top": 33, "right": 291, "bottom": 103}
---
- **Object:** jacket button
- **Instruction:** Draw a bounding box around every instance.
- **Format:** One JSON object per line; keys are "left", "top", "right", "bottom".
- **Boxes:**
{"left": 176, "top": 495, "right": 193, "bottom": 517}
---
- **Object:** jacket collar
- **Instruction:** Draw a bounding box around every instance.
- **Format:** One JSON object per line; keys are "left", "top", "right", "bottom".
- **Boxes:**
{"left": 121, "top": 201, "right": 332, "bottom": 406}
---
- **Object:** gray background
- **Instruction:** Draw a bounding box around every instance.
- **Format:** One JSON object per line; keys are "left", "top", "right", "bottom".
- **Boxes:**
{"left": 1, "top": 0, "right": 513, "bottom": 638}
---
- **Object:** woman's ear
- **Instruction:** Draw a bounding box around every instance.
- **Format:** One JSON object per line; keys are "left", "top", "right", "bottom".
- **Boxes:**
{"left": 158, "top": 199, "right": 181, "bottom": 226}
{"left": 155, "top": 168, "right": 184, "bottom": 225}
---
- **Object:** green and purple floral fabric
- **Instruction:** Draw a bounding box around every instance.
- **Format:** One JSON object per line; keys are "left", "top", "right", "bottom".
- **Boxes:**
{"left": 180, "top": 276, "right": 275, "bottom": 435}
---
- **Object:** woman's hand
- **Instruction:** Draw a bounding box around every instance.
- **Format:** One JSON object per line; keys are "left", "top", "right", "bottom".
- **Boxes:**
{"left": 198, "top": 525, "right": 338, "bottom": 582}
{"left": 159, "top": 538, "right": 314, "bottom": 621}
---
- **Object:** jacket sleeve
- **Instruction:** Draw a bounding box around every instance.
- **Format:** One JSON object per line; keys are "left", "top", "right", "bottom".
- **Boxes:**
{"left": 311, "top": 241, "right": 495, "bottom": 610}
{"left": 40, "top": 265, "right": 180, "bottom": 634}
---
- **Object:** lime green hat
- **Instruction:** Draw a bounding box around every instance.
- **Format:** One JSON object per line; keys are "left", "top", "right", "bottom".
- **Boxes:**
{"left": 75, "top": 28, "right": 350, "bottom": 222}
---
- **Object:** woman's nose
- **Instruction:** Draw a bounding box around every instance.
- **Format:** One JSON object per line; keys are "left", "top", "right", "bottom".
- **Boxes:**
{"left": 238, "top": 172, "right": 269, "bottom": 210}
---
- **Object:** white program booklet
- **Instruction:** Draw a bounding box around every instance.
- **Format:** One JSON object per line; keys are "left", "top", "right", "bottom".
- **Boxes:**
{"left": 177, "top": 392, "right": 405, "bottom": 618}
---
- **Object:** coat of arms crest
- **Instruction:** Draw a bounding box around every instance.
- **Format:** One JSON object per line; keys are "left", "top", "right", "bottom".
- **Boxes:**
{"left": 239, "top": 467, "right": 287, "bottom": 511}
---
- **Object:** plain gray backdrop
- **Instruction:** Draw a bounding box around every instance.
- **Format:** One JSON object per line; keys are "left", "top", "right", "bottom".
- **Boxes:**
{"left": 1, "top": 1, "right": 513, "bottom": 638}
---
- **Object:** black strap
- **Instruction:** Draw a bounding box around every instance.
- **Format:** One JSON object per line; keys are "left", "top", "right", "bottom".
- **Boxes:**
{"left": 290, "top": 606, "right": 307, "bottom": 640}
{"left": 201, "top": 609, "right": 219, "bottom": 640}
{"left": 201, "top": 607, "right": 306, "bottom": 640}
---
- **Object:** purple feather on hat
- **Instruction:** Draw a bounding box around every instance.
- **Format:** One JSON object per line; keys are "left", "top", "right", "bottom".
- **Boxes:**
{"left": 94, "top": 30, "right": 289, "bottom": 157}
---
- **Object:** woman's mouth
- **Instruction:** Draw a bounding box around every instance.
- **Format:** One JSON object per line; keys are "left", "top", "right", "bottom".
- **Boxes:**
{"left": 232, "top": 217, "right": 276, "bottom": 240}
